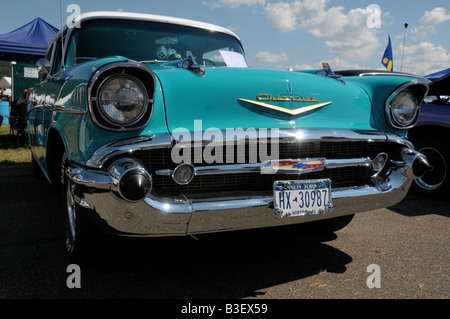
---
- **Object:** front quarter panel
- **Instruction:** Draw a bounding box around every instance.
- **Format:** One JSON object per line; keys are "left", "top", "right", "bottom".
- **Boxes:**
{"left": 343, "top": 75, "right": 430, "bottom": 137}
{"left": 30, "top": 57, "right": 170, "bottom": 171}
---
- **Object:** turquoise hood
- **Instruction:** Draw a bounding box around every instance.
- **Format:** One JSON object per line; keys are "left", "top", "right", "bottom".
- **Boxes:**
{"left": 151, "top": 65, "right": 375, "bottom": 133}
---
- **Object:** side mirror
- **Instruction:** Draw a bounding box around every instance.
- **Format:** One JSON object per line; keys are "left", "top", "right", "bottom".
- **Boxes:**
{"left": 36, "top": 58, "right": 51, "bottom": 75}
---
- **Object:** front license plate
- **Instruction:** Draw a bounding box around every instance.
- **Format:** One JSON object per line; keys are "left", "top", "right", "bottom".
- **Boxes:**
{"left": 274, "top": 179, "right": 332, "bottom": 218}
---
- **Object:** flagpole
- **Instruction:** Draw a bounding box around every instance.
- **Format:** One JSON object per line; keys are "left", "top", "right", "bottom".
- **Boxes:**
{"left": 400, "top": 23, "right": 408, "bottom": 72}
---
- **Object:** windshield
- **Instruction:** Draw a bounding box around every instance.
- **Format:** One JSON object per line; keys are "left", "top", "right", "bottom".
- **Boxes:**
{"left": 65, "top": 19, "right": 246, "bottom": 68}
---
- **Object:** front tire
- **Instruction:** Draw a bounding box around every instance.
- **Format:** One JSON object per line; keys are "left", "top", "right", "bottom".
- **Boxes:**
{"left": 61, "top": 151, "right": 95, "bottom": 263}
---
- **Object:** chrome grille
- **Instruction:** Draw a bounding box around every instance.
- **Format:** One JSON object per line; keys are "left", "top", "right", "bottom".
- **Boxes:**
{"left": 153, "top": 166, "right": 374, "bottom": 195}
{"left": 128, "top": 140, "right": 392, "bottom": 195}
{"left": 133, "top": 141, "right": 387, "bottom": 168}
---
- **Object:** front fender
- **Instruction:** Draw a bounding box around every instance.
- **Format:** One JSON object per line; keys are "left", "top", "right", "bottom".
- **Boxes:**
{"left": 44, "top": 57, "right": 170, "bottom": 167}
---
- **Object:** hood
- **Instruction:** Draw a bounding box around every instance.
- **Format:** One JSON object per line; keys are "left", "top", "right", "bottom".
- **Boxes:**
{"left": 151, "top": 65, "right": 374, "bottom": 133}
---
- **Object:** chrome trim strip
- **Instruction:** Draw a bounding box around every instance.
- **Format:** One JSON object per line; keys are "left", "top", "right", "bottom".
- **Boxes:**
{"left": 86, "top": 129, "right": 394, "bottom": 169}
{"left": 194, "top": 162, "right": 270, "bottom": 175}
{"left": 86, "top": 134, "right": 173, "bottom": 168}
{"left": 67, "top": 167, "right": 111, "bottom": 190}
{"left": 31, "top": 104, "right": 87, "bottom": 115}
{"left": 358, "top": 72, "right": 419, "bottom": 77}
{"left": 155, "top": 157, "right": 373, "bottom": 176}
{"left": 385, "top": 132, "right": 414, "bottom": 149}
{"left": 172, "top": 129, "right": 389, "bottom": 146}
{"left": 324, "top": 157, "right": 372, "bottom": 169}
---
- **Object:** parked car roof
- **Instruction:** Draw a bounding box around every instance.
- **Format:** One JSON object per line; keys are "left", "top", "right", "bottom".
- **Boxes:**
{"left": 425, "top": 68, "right": 450, "bottom": 96}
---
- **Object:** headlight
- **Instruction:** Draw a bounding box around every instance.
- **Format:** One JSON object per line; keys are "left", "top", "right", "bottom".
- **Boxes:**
{"left": 385, "top": 81, "right": 429, "bottom": 130}
{"left": 98, "top": 75, "right": 148, "bottom": 126}
{"left": 389, "top": 89, "right": 418, "bottom": 127}
{"left": 88, "top": 61, "right": 156, "bottom": 132}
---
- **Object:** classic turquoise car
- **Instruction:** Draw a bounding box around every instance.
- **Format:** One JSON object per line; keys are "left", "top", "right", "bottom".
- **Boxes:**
{"left": 28, "top": 12, "right": 431, "bottom": 262}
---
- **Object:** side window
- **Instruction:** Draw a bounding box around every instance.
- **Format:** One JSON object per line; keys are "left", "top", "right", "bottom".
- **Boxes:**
{"left": 40, "top": 43, "right": 54, "bottom": 82}
{"left": 51, "top": 38, "right": 63, "bottom": 75}
{"left": 65, "top": 30, "right": 79, "bottom": 69}
{"left": 50, "top": 30, "right": 68, "bottom": 75}
{"left": 45, "top": 43, "right": 53, "bottom": 62}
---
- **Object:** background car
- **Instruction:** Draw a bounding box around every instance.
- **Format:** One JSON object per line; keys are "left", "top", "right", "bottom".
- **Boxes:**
{"left": 409, "top": 68, "right": 450, "bottom": 197}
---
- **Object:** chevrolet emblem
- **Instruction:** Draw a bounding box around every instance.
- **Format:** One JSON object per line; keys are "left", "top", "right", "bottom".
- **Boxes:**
{"left": 238, "top": 95, "right": 332, "bottom": 116}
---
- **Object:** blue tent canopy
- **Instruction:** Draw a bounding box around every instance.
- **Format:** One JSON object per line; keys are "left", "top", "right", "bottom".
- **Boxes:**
{"left": 0, "top": 17, "right": 58, "bottom": 63}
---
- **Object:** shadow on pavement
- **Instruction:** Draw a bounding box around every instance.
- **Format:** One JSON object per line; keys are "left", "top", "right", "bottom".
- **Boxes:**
{"left": 76, "top": 225, "right": 352, "bottom": 299}
{"left": 0, "top": 165, "right": 353, "bottom": 299}
{"left": 388, "top": 189, "right": 450, "bottom": 218}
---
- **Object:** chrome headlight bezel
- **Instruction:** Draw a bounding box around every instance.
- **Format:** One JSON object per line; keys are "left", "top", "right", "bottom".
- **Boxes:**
{"left": 385, "top": 81, "right": 429, "bottom": 130}
{"left": 88, "top": 61, "right": 155, "bottom": 132}
{"left": 97, "top": 74, "right": 148, "bottom": 127}
{"left": 389, "top": 89, "right": 418, "bottom": 128}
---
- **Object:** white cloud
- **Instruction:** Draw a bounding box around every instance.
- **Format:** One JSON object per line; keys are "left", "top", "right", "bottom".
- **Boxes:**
{"left": 263, "top": 1, "right": 381, "bottom": 61}
{"left": 265, "top": 2, "right": 300, "bottom": 32}
{"left": 420, "top": 7, "right": 450, "bottom": 26}
{"left": 264, "top": 0, "right": 327, "bottom": 32}
{"left": 301, "top": 6, "right": 381, "bottom": 60}
{"left": 412, "top": 7, "right": 450, "bottom": 39}
{"left": 396, "top": 42, "right": 450, "bottom": 75}
{"left": 254, "top": 51, "right": 288, "bottom": 63}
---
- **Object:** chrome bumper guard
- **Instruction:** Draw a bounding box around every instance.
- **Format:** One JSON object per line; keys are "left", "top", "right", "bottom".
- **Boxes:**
{"left": 66, "top": 130, "right": 427, "bottom": 236}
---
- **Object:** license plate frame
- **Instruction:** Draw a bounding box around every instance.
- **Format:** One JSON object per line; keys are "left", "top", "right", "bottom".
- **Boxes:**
{"left": 273, "top": 179, "right": 332, "bottom": 218}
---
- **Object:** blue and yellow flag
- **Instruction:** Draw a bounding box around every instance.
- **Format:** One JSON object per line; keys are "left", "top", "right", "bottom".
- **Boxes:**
{"left": 381, "top": 36, "right": 393, "bottom": 71}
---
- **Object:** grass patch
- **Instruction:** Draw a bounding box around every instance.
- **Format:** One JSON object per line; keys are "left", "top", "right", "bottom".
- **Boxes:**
{"left": 0, "top": 124, "right": 31, "bottom": 167}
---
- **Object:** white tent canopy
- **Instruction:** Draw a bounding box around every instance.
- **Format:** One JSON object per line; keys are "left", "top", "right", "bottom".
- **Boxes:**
{"left": 0, "top": 76, "right": 11, "bottom": 89}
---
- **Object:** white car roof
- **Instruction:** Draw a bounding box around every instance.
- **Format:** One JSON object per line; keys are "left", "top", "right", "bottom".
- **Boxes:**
{"left": 61, "top": 11, "right": 240, "bottom": 41}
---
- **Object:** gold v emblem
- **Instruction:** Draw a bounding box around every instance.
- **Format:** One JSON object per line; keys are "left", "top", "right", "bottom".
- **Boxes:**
{"left": 238, "top": 98, "right": 332, "bottom": 116}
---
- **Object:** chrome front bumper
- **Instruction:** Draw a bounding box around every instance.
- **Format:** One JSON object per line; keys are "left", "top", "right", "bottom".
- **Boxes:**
{"left": 66, "top": 129, "right": 427, "bottom": 236}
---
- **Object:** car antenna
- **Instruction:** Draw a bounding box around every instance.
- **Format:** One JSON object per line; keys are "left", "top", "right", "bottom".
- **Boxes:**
{"left": 59, "top": 0, "right": 65, "bottom": 70}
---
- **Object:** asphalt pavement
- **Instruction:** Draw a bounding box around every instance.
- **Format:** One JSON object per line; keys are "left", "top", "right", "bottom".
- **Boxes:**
{"left": 0, "top": 165, "right": 448, "bottom": 302}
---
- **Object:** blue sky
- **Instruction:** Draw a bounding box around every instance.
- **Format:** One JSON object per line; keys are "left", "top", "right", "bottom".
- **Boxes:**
{"left": 1, "top": 0, "right": 449, "bottom": 75}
